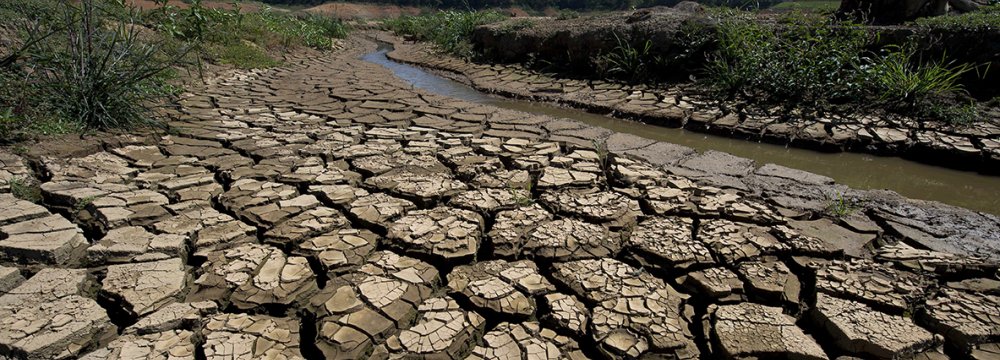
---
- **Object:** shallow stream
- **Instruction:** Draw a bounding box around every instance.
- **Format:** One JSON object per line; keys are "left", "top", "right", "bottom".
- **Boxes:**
{"left": 361, "top": 45, "right": 1000, "bottom": 216}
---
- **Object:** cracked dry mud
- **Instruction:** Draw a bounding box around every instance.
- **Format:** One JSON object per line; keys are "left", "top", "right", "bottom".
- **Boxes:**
{"left": 0, "top": 34, "right": 999, "bottom": 360}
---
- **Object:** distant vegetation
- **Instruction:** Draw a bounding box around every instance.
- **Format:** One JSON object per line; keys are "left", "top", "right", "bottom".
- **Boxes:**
{"left": 261, "top": 0, "right": 792, "bottom": 11}
{"left": 386, "top": 8, "right": 991, "bottom": 124}
{"left": 0, "top": 0, "right": 348, "bottom": 141}
{"left": 384, "top": 10, "right": 507, "bottom": 58}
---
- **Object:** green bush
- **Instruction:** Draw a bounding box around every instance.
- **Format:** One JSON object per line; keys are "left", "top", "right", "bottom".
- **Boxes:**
{"left": 593, "top": 33, "right": 660, "bottom": 83}
{"left": 863, "top": 45, "right": 975, "bottom": 106}
{"left": 23, "top": 1, "right": 183, "bottom": 131}
{"left": 913, "top": 4, "right": 1000, "bottom": 31}
{"left": 385, "top": 10, "right": 508, "bottom": 58}
{"left": 213, "top": 41, "right": 282, "bottom": 69}
{"left": 706, "top": 11, "right": 871, "bottom": 107}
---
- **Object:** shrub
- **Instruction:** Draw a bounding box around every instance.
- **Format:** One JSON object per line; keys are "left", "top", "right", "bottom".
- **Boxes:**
{"left": 212, "top": 41, "right": 282, "bottom": 69}
{"left": 385, "top": 10, "right": 508, "bottom": 58}
{"left": 23, "top": 0, "right": 184, "bottom": 131}
{"left": 705, "top": 11, "right": 871, "bottom": 107}
{"left": 913, "top": 4, "right": 1000, "bottom": 31}
{"left": 863, "top": 45, "right": 975, "bottom": 105}
{"left": 593, "top": 33, "right": 660, "bottom": 83}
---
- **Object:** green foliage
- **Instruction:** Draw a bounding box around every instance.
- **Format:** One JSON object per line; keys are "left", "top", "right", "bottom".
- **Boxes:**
{"left": 8, "top": 177, "right": 42, "bottom": 203}
{"left": 913, "top": 4, "right": 1000, "bottom": 31}
{"left": 556, "top": 9, "right": 580, "bottom": 19}
{"left": 23, "top": 1, "right": 182, "bottom": 131}
{"left": 500, "top": 18, "right": 535, "bottom": 31}
{"left": 706, "top": 11, "right": 871, "bottom": 107}
{"left": 384, "top": 10, "right": 508, "bottom": 58}
{"left": 862, "top": 45, "right": 977, "bottom": 109}
{"left": 593, "top": 33, "right": 660, "bottom": 83}
{"left": 825, "top": 192, "right": 861, "bottom": 217}
{"left": 212, "top": 41, "right": 282, "bottom": 69}
{"left": 767, "top": 0, "right": 840, "bottom": 13}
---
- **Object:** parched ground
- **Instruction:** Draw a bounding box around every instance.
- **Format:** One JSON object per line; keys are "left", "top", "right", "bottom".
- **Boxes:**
{"left": 0, "top": 35, "right": 999, "bottom": 360}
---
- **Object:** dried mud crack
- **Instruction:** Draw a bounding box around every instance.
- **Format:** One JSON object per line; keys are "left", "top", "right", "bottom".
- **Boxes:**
{"left": 0, "top": 35, "right": 999, "bottom": 360}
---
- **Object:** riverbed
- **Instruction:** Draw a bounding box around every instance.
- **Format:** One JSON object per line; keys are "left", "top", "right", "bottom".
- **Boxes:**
{"left": 362, "top": 44, "right": 1000, "bottom": 215}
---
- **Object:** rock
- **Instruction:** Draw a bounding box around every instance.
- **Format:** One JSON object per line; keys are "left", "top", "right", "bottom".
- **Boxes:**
{"left": 0, "top": 295, "right": 116, "bottom": 360}
{"left": 0, "top": 194, "right": 49, "bottom": 226}
{"left": 230, "top": 253, "right": 317, "bottom": 311}
{"left": 552, "top": 258, "right": 699, "bottom": 359}
{"left": 80, "top": 330, "right": 196, "bottom": 360}
{"left": 876, "top": 243, "right": 998, "bottom": 275}
{"left": 386, "top": 206, "right": 484, "bottom": 262}
{"left": 921, "top": 288, "right": 1000, "bottom": 354}
{"left": 0, "top": 152, "right": 32, "bottom": 193}
{"left": 218, "top": 179, "right": 306, "bottom": 227}
{"left": 736, "top": 258, "right": 801, "bottom": 306}
{"left": 263, "top": 206, "right": 352, "bottom": 248}
{"left": 468, "top": 322, "right": 586, "bottom": 359}
{"left": 310, "top": 184, "right": 369, "bottom": 207}
{"left": 539, "top": 189, "right": 641, "bottom": 228}
{"left": 87, "top": 226, "right": 187, "bottom": 264}
{"left": 0, "top": 266, "right": 24, "bottom": 295}
{"left": 448, "top": 260, "right": 554, "bottom": 317}
{"left": 542, "top": 293, "right": 590, "bottom": 337}
{"left": 521, "top": 218, "right": 620, "bottom": 261}
{"left": 44, "top": 152, "right": 137, "bottom": 184}
{"left": 449, "top": 188, "right": 529, "bottom": 214}
{"left": 379, "top": 296, "right": 486, "bottom": 359}
{"left": 126, "top": 301, "right": 218, "bottom": 335}
{"left": 101, "top": 258, "right": 187, "bottom": 317}
{"left": 537, "top": 167, "right": 599, "bottom": 189}
{"left": 308, "top": 251, "right": 440, "bottom": 359}
{"left": 489, "top": 204, "right": 553, "bottom": 258}
{"left": 364, "top": 171, "right": 467, "bottom": 207}
{"left": 813, "top": 293, "right": 938, "bottom": 358}
{"left": 710, "top": 303, "right": 827, "bottom": 360}
{"left": 201, "top": 314, "right": 301, "bottom": 360}
{"left": 625, "top": 216, "right": 713, "bottom": 271}
{"left": 352, "top": 154, "right": 448, "bottom": 176}
{"left": 153, "top": 207, "right": 256, "bottom": 255}
{"left": 294, "top": 228, "right": 378, "bottom": 274}
{"left": 775, "top": 218, "right": 876, "bottom": 258}
{"left": 676, "top": 267, "right": 744, "bottom": 302}
{"left": 0, "top": 214, "right": 87, "bottom": 266}
{"left": 812, "top": 259, "right": 930, "bottom": 312}
{"left": 698, "top": 219, "right": 789, "bottom": 264}
{"left": 348, "top": 193, "right": 416, "bottom": 230}
{"left": 84, "top": 189, "right": 171, "bottom": 232}
{"left": 0, "top": 268, "right": 91, "bottom": 306}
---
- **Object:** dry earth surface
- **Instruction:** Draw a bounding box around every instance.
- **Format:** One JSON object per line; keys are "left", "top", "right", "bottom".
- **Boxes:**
{"left": 0, "top": 33, "right": 999, "bottom": 360}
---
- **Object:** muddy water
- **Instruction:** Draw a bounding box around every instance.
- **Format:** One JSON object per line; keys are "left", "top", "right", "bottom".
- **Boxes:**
{"left": 361, "top": 46, "right": 1000, "bottom": 216}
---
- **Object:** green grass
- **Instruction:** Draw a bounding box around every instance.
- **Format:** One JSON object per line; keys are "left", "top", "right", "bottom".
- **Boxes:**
{"left": 768, "top": 0, "right": 840, "bottom": 12}
{"left": 913, "top": 4, "right": 1000, "bottom": 31}
{"left": 8, "top": 177, "right": 42, "bottom": 203}
{"left": 212, "top": 42, "right": 282, "bottom": 69}
{"left": 0, "top": 0, "right": 349, "bottom": 142}
{"left": 384, "top": 10, "right": 508, "bottom": 58}
{"left": 703, "top": 10, "right": 982, "bottom": 124}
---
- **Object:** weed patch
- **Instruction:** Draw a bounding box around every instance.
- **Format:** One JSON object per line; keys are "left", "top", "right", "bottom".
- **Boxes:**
{"left": 384, "top": 10, "right": 508, "bottom": 58}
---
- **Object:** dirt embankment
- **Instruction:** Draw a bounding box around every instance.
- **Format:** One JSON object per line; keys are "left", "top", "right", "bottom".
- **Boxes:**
{"left": 471, "top": 7, "right": 1000, "bottom": 98}
{"left": 304, "top": 2, "right": 422, "bottom": 19}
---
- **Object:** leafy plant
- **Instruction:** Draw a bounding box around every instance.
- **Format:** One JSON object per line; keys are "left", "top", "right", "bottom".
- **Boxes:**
{"left": 825, "top": 192, "right": 861, "bottom": 217}
{"left": 863, "top": 46, "right": 976, "bottom": 106}
{"left": 384, "top": 10, "right": 508, "bottom": 58}
{"left": 8, "top": 177, "right": 42, "bottom": 203}
{"left": 705, "top": 11, "right": 871, "bottom": 107}
{"left": 509, "top": 182, "right": 534, "bottom": 207}
{"left": 25, "top": 0, "right": 187, "bottom": 131}
{"left": 593, "top": 33, "right": 659, "bottom": 83}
